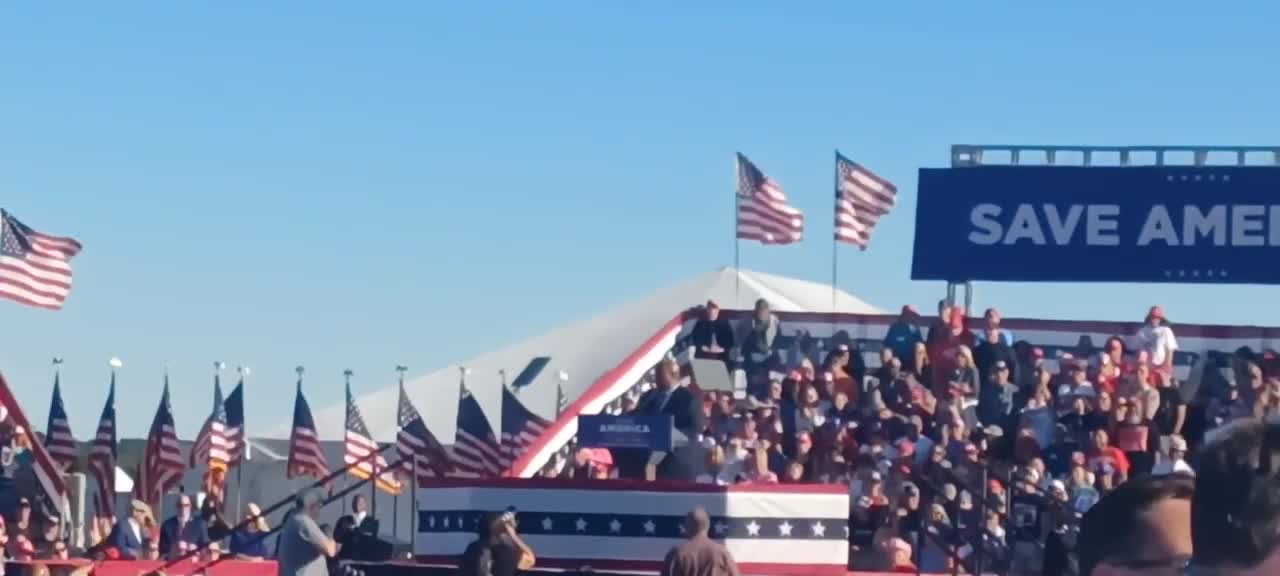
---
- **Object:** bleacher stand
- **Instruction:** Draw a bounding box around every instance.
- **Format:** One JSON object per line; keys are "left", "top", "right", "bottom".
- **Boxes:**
{"left": 536, "top": 298, "right": 1276, "bottom": 574}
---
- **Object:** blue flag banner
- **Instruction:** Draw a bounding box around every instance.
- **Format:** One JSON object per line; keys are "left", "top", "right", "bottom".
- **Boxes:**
{"left": 911, "top": 166, "right": 1280, "bottom": 284}
{"left": 577, "top": 415, "right": 674, "bottom": 451}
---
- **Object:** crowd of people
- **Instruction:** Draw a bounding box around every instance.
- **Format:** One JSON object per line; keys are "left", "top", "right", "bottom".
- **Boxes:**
{"left": 8, "top": 296, "right": 1280, "bottom": 576}
{"left": 0, "top": 487, "right": 387, "bottom": 575}
{"left": 546, "top": 297, "right": 1279, "bottom": 575}
{"left": 0, "top": 490, "right": 274, "bottom": 568}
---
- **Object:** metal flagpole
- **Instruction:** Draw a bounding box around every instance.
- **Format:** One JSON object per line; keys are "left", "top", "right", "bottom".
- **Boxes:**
{"left": 235, "top": 365, "right": 249, "bottom": 518}
{"left": 395, "top": 364, "right": 407, "bottom": 545}
{"left": 411, "top": 451, "right": 418, "bottom": 555}
{"left": 734, "top": 153, "right": 741, "bottom": 304}
{"left": 832, "top": 150, "right": 840, "bottom": 330}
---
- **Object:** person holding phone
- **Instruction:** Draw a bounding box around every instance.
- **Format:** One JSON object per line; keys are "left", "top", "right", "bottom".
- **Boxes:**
{"left": 459, "top": 510, "right": 536, "bottom": 576}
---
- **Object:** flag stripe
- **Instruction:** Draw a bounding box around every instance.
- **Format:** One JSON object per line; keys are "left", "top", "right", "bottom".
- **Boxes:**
{"left": 137, "top": 381, "right": 184, "bottom": 505}
{"left": 735, "top": 153, "right": 804, "bottom": 246}
{"left": 0, "top": 211, "right": 80, "bottom": 310}
{"left": 344, "top": 384, "right": 402, "bottom": 494}
{"left": 0, "top": 373, "right": 67, "bottom": 510}
{"left": 452, "top": 385, "right": 502, "bottom": 477}
{"left": 88, "top": 376, "right": 117, "bottom": 519}
{"left": 834, "top": 154, "right": 897, "bottom": 249}
{"left": 287, "top": 381, "right": 328, "bottom": 480}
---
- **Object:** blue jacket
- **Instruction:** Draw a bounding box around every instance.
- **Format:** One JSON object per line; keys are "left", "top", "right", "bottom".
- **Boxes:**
{"left": 108, "top": 519, "right": 146, "bottom": 559}
{"left": 158, "top": 516, "right": 209, "bottom": 557}
{"left": 883, "top": 321, "right": 923, "bottom": 362}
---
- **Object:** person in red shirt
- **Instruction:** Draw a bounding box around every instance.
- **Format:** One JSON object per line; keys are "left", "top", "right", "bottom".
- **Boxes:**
{"left": 928, "top": 307, "right": 975, "bottom": 396}
{"left": 1087, "top": 429, "right": 1130, "bottom": 481}
{"left": 886, "top": 537, "right": 917, "bottom": 573}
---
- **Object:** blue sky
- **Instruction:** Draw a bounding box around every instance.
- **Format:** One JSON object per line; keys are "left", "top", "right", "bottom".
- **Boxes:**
{"left": 2, "top": 2, "right": 1278, "bottom": 438}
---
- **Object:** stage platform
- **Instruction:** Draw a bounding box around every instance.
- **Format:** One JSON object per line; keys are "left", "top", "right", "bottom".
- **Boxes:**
{"left": 6, "top": 559, "right": 930, "bottom": 576}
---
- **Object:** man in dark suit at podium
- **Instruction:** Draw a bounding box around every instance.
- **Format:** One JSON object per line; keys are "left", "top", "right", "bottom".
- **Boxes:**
{"left": 618, "top": 358, "right": 706, "bottom": 481}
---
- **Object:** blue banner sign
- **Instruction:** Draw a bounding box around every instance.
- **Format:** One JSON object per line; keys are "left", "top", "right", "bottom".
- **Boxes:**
{"left": 912, "top": 166, "right": 1280, "bottom": 284}
{"left": 577, "top": 414, "right": 673, "bottom": 451}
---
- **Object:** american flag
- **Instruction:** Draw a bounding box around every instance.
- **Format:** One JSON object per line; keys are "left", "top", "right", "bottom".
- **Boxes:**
{"left": 0, "top": 210, "right": 82, "bottom": 310}
{"left": 0, "top": 373, "right": 67, "bottom": 513}
{"left": 735, "top": 152, "right": 804, "bottom": 245}
{"left": 87, "top": 373, "right": 117, "bottom": 520}
{"left": 223, "top": 377, "right": 245, "bottom": 465}
{"left": 135, "top": 377, "right": 184, "bottom": 507}
{"left": 414, "top": 479, "right": 852, "bottom": 576}
{"left": 286, "top": 378, "right": 327, "bottom": 480}
{"left": 44, "top": 371, "right": 78, "bottom": 470}
{"left": 343, "top": 381, "right": 401, "bottom": 494}
{"left": 834, "top": 152, "right": 897, "bottom": 249}
{"left": 396, "top": 380, "right": 451, "bottom": 479}
{"left": 499, "top": 387, "right": 550, "bottom": 473}
{"left": 190, "top": 373, "right": 232, "bottom": 491}
{"left": 451, "top": 383, "right": 502, "bottom": 478}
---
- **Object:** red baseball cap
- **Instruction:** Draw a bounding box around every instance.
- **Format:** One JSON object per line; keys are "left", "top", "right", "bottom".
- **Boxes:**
{"left": 896, "top": 439, "right": 915, "bottom": 457}
{"left": 1032, "top": 347, "right": 1045, "bottom": 359}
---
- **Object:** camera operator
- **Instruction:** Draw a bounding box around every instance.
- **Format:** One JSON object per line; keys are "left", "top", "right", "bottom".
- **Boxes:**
{"left": 459, "top": 510, "right": 535, "bottom": 576}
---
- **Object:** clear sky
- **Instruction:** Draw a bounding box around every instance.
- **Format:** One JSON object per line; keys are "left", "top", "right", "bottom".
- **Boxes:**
{"left": 2, "top": 2, "right": 1278, "bottom": 438}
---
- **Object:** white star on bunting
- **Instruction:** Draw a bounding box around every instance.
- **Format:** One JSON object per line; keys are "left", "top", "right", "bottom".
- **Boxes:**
{"left": 643, "top": 519, "right": 656, "bottom": 534}
{"left": 779, "top": 521, "right": 793, "bottom": 537}
{"left": 609, "top": 519, "right": 622, "bottom": 533}
{"left": 812, "top": 522, "right": 826, "bottom": 537}
{"left": 746, "top": 520, "right": 761, "bottom": 537}
{"left": 575, "top": 518, "right": 588, "bottom": 532}
{"left": 541, "top": 517, "right": 553, "bottom": 531}
{"left": 713, "top": 521, "right": 728, "bottom": 536}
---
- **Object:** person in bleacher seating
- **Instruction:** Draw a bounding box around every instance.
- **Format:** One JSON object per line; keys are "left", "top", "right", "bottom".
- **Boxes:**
{"left": 691, "top": 300, "right": 734, "bottom": 363}
{"left": 925, "top": 300, "right": 950, "bottom": 345}
{"left": 1152, "top": 435, "right": 1193, "bottom": 476}
{"left": 737, "top": 298, "right": 779, "bottom": 377}
{"left": 1131, "top": 306, "right": 1179, "bottom": 380}
{"left": 883, "top": 305, "right": 923, "bottom": 365}
{"left": 976, "top": 321, "right": 1020, "bottom": 392}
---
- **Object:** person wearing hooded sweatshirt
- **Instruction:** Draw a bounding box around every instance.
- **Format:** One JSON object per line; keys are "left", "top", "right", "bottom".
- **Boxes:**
{"left": 884, "top": 306, "right": 924, "bottom": 363}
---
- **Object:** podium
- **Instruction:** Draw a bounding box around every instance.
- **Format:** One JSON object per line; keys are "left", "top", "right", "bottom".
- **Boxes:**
{"left": 577, "top": 414, "right": 701, "bottom": 480}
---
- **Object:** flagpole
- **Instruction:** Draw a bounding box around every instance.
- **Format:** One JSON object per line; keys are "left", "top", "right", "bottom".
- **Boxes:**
{"left": 734, "top": 153, "right": 741, "bottom": 304}
{"left": 347, "top": 368, "right": 377, "bottom": 523}
{"left": 51, "top": 357, "right": 66, "bottom": 538}
{"left": 411, "top": 450, "right": 418, "bottom": 553}
{"left": 234, "top": 365, "right": 248, "bottom": 517}
{"left": 395, "top": 364, "right": 408, "bottom": 545}
{"left": 832, "top": 150, "right": 839, "bottom": 330}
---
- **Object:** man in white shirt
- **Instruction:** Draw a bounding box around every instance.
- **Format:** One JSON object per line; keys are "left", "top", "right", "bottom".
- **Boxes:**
{"left": 1152, "top": 435, "right": 1195, "bottom": 476}
{"left": 109, "top": 499, "right": 153, "bottom": 559}
{"left": 1131, "top": 306, "right": 1179, "bottom": 377}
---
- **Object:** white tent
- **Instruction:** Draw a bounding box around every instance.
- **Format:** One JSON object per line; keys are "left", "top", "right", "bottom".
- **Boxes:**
{"left": 263, "top": 267, "right": 882, "bottom": 443}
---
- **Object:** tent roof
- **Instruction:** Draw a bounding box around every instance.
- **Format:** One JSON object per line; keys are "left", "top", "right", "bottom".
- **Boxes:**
{"left": 262, "top": 267, "right": 882, "bottom": 442}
